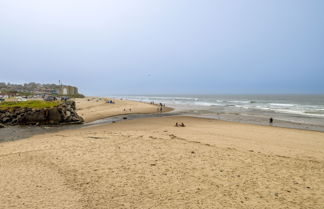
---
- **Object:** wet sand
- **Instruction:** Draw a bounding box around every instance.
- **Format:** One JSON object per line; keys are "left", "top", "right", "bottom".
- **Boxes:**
{"left": 0, "top": 115, "right": 323, "bottom": 208}
{"left": 172, "top": 106, "right": 324, "bottom": 132}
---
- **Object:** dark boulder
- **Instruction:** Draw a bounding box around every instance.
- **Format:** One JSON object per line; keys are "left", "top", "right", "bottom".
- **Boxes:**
{"left": 47, "top": 108, "right": 62, "bottom": 124}
{"left": 24, "top": 110, "right": 46, "bottom": 124}
{"left": 2, "top": 117, "right": 11, "bottom": 123}
{"left": 65, "top": 100, "right": 76, "bottom": 110}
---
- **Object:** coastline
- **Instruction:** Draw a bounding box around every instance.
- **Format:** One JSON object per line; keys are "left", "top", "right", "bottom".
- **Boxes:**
{"left": 1, "top": 96, "right": 324, "bottom": 143}
{"left": 120, "top": 95, "right": 324, "bottom": 132}
{"left": 1, "top": 96, "right": 323, "bottom": 144}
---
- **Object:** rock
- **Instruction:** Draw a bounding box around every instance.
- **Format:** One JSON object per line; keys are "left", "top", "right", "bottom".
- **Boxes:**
{"left": 11, "top": 119, "right": 18, "bottom": 124}
{"left": 2, "top": 117, "right": 11, "bottom": 123}
{"left": 65, "top": 111, "right": 71, "bottom": 117}
{"left": 0, "top": 123, "right": 5, "bottom": 128}
{"left": 24, "top": 110, "right": 46, "bottom": 124}
{"left": 0, "top": 100, "right": 83, "bottom": 126}
{"left": 65, "top": 100, "right": 76, "bottom": 110}
{"left": 47, "top": 108, "right": 62, "bottom": 124}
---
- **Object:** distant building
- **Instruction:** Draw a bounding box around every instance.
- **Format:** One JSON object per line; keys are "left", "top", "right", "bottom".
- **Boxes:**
{"left": 57, "top": 85, "right": 79, "bottom": 95}
{"left": 0, "top": 82, "right": 82, "bottom": 97}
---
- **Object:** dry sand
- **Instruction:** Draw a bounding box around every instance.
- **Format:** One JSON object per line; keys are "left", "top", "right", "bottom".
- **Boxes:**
{"left": 0, "top": 99, "right": 323, "bottom": 209}
{"left": 75, "top": 97, "right": 171, "bottom": 122}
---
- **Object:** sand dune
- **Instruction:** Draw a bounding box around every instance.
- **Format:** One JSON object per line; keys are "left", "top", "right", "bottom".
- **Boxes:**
{"left": 1, "top": 115, "right": 323, "bottom": 209}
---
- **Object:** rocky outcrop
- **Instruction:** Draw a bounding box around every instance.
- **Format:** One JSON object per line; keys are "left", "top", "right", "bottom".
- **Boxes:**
{"left": 0, "top": 100, "right": 83, "bottom": 125}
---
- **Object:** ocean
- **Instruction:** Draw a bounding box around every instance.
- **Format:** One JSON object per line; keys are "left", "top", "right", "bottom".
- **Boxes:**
{"left": 112, "top": 95, "right": 324, "bottom": 132}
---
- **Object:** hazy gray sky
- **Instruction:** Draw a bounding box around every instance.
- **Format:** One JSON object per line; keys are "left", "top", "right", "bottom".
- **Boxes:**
{"left": 0, "top": 0, "right": 323, "bottom": 95}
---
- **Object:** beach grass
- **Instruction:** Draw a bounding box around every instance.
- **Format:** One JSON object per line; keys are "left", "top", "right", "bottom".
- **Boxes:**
{"left": 0, "top": 100, "right": 60, "bottom": 110}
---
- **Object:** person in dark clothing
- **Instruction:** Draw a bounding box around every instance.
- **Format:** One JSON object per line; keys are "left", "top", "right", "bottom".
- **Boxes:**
{"left": 269, "top": 117, "right": 273, "bottom": 124}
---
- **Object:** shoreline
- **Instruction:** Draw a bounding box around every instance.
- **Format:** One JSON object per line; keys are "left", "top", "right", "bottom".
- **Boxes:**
{"left": 2, "top": 112, "right": 324, "bottom": 144}
{"left": 70, "top": 96, "right": 324, "bottom": 133}
{"left": 1, "top": 97, "right": 324, "bottom": 143}
{"left": 180, "top": 113, "right": 324, "bottom": 133}
{"left": 120, "top": 95, "right": 324, "bottom": 132}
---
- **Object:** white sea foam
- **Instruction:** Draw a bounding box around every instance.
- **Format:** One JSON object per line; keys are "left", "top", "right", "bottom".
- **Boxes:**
{"left": 113, "top": 95, "right": 324, "bottom": 118}
{"left": 269, "top": 103, "right": 296, "bottom": 107}
{"left": 229, "top": 100, "right": 251, "bottom": 104}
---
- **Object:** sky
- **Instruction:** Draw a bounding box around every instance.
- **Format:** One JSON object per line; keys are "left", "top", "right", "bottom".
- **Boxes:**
{"left": 0, "top": 0, "right": 323, "bottom": 95}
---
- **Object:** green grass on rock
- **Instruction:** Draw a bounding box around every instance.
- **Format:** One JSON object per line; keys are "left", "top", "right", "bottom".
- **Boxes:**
{"left": 0, "top": 100, "right": 61, "bottom": 110}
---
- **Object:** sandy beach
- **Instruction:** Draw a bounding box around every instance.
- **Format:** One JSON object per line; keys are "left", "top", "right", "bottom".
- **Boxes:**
{"left": 2, "top": 0, "right": 323, "bottom": 208}
{"left": 75, "top": 97, "right": 172, "bottom": 122}
{"left": 0, "top": 99, "right": 323, "bottom": 209}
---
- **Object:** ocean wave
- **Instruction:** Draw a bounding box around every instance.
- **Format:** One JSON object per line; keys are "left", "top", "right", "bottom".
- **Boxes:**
{"left": 269, "top": 103, "right": 296, "bottom": 107}
{"left": 304, "top": 110, "right": 324, "bottom": 115}
{"left": 228, "top": 100, "right": 251, "bottom": 104}
{"left": 114, "top": 95, "right": 324, "bottom": 117}
{"left": 192, "top": 102, "right": 221, "bottom": 106}
{"left": 123, "top": 96, "right": 199, "bottom": 101}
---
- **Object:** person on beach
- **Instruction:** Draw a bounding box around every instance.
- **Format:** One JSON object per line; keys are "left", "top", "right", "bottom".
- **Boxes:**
{"left": 269, "top": 117, "right": 273, "bottom": 125}
{"left": 175, "top": 122, "right": 185, "bottom": 127}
